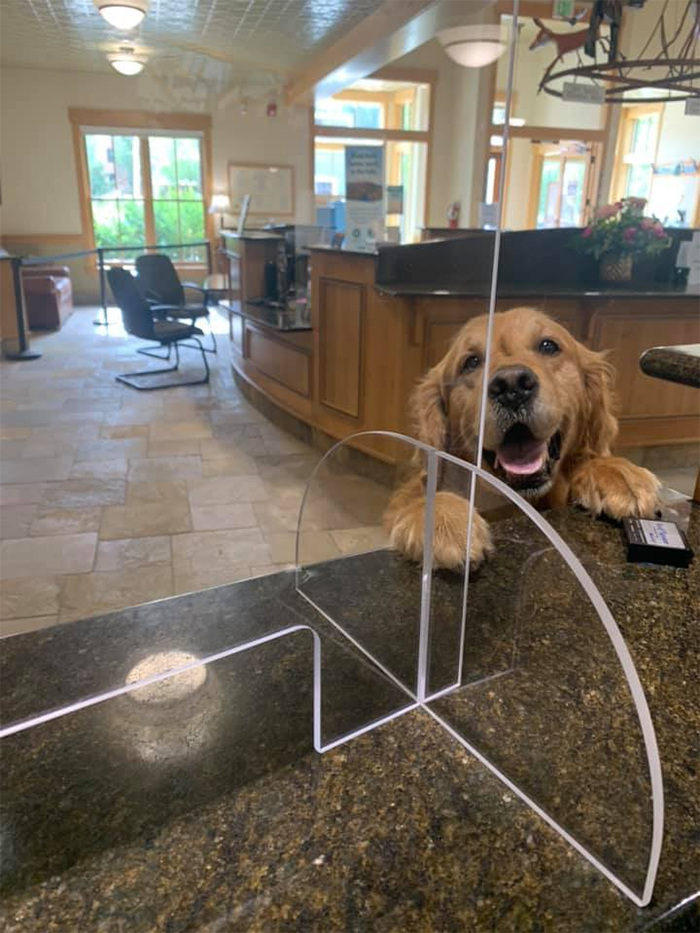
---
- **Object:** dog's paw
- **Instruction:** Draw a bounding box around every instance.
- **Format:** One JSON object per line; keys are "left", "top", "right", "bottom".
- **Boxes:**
{"left": 570, "top": 456, "right": 660, "bottom": 520}
{"left": 387, "top": 490, "right": 492, "bottom": 570}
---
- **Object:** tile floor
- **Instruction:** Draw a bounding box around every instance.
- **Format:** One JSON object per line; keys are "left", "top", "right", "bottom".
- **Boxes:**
{"left": 0, "top": 307, "right": 390, "bottom": 637}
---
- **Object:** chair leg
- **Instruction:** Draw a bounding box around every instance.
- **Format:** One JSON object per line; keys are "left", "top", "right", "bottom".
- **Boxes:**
{"left": 116, "top": 339, "right": 209, "bottom": 390}
{"left": 137, "top": 342, "right": 172, "bottom": 360}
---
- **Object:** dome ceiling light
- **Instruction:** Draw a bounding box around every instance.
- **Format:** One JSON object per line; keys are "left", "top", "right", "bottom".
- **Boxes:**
{"left": 94, "top": 0, "right": 148, "bottom": 31}
{"left": 109, "top": 47, "right": 146, "bottom": 75}
{"left": 437, "top": 25, "right": 506, "bottom": 68}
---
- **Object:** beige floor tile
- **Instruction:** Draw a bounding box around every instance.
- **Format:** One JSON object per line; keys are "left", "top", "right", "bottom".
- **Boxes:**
{"left": 1, "top": 615, "right": 59, "bottom": 638}
{"left": 190, "top": 502, "right": 258, "bottom": 532}
{"left": 59, "top": 564, "right": 173, "bottom": 624}
{"left": 171, "top": 528, "right": 270, "bottom": 592}
{"left": 0, "top": 457, "right": 74, "bottom": 484}
{"left": 330, "top": 526, "right": 389, "bottom": 554}
{"left": 100, "top": 424, "right": 150, "bottom": 440}
{"left": 0, "top": 504, "right": 38, "bottom": 539}
{"left": 126, "top": 480, "right": 189, "bottom": 504}
{"left": 147, "top": 439, "right": 203, "bottom": 458}
{"left": 249, "top": 563, "right": 294, "bottom": 578}
{"left": 69, "top": 459, "right": 128, "bottom": 479}
{"left": 41, "top": 479, "right": 126, "bottom": 509}
{"left": 30, "top": 507, "right": 102, "bottom": 537}
{"left": 95, "top": 535, "right": 171, "bottom": 571}
{"left": 149, "top": 420, "right": 213, "bottom": 442}
{"left": 199, "top": 436, "right": 261, "bottom": 461}
{"left": 0, "top": 483, "right": 47, "bottom": 506}
{"left": 201, "top": 454, "right": 259, "bottom": 477}
{"left": 187, "top": 474, "right": 267, "bottom": 507}
{"left": 171, "top": 560, "right": 254, "bottom": 595}
{"left": 265, "top": 530, "right": 340, "bottom": 565}
{"left": 0, "top": 427, "right": 32, "bottom": 441}
{"left": 253, "top": 499, "right": 304, "bottom": 534}
{"left": 0, "top": 533, "right": 98, "bottom": 578}
{"left": 128, "top": 456, "right": 203, "bottom": 482}
{"left": 75, "top": 438, "right": 148, "bottom": 462}
{"left": 100, "top": 499, "right": 192, "bottom": 539}
{"left": 0, "top": 575, "right": 61, "bottom": 619}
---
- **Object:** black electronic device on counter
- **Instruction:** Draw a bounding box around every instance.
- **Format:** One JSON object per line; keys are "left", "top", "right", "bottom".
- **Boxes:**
{"left": 623, "top": 517, "right": 694, "bottom": 568}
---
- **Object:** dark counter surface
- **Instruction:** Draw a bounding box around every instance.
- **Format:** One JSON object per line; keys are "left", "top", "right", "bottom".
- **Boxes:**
{"left": 375, "top": 282, "right": 700, "bottom": 299}
{"left": 1, "top": 507, "right": 698, "bottom": 932}
{"left": 220, "top": 297, "right": 312, "bottom": 332}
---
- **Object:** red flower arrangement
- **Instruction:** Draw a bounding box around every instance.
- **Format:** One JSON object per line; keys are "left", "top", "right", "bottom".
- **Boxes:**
{"left": 575, "top": 197, "right": 671, "bottom": 260}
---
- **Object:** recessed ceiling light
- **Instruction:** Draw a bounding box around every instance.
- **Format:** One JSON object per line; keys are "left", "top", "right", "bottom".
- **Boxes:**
{"left": 94, "top": 0, "right": 148, "bottom": 30}
{"left": 108, "top": 47, "right": 146, "bottom": 75}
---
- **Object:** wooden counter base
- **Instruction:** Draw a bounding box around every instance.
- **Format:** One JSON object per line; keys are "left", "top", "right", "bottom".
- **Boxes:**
{"left": 228, "top": 251, "right": 700, "bottom": 466}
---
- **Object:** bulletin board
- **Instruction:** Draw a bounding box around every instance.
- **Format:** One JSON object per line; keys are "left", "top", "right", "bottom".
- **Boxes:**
{"left": 228, "top": 162, "right": 295, "bottom": 217}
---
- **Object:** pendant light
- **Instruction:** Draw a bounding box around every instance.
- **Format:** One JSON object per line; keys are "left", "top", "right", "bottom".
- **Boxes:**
{"left": 108, "top": 47, "right": 146, "bottom": 75}
{"left": 94, "top": 0, "right": 148, "bottom": 31}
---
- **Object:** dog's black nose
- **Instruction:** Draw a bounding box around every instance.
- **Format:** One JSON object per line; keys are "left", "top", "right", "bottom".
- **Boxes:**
{"left": 488, "top": 366, "right": 538, "bottom": 409}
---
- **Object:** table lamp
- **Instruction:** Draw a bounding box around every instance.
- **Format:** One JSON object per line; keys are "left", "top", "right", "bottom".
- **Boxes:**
{"left": 208, "top": 194, "right": 231, "bottom": 230}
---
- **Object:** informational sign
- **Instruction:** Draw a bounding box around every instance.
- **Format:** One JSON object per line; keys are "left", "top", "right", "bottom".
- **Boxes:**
{"left": 685, "top": 98, "right": 700, "bottom": 116}
{"left": 687, "top": 232, "right": 700, "bottom": 288}
{"left": 552, "top": 0, "right": 576, "bottom": 19}
{"left": 562, "top": 82, "right": 606, "bottom": 105}
{"left": 345, "top": 146, "right": 385, "bottom": 252}
{"left": 387, "top": 185, "right": 404, "bottom": 214}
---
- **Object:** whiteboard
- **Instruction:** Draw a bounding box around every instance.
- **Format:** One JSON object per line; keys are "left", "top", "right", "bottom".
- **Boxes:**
{"left": 228, "top": 162, "right": 294, "bottom": 217}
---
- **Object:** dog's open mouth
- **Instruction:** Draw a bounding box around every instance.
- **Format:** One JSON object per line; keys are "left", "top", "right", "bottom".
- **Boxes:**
{"left": 483, "top": 424, "right": 562, "bottom": 494}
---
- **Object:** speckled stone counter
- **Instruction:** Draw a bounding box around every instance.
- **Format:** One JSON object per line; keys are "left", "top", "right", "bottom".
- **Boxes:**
{"left": 1, "top": 507, "right": 698, "bottom": 932}
{"left": 640, "top": 344, "right": 700, "bottom": 389}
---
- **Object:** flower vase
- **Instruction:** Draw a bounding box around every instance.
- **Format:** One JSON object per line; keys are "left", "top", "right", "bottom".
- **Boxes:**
{"left": 600, "top": 253, "right": 633, "bottom": 284}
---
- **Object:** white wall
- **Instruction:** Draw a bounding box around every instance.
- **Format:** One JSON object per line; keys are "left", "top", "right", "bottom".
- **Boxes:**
{"left": 0, "top": 66, "right": 313, "bottom": 237}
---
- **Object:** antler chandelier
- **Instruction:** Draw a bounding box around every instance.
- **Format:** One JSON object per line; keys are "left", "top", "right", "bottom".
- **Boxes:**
{"left": 538, "top": 0, "right": 700, "bottom": 103}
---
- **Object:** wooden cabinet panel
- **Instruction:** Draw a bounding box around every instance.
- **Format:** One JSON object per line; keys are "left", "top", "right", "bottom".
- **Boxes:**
{"left": 244, "top": 324, "right": 310, "bottom": 398}
{"left": 318, "top": 278, "right": 363, "bottom": 419}
{"left": 590, "top": 311, "right": 700, "bottom": 419}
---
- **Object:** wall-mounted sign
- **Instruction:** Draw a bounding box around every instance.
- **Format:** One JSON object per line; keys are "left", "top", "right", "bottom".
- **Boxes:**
{"left": 479, "top": 202, "right": 499, "bottom": 228}
{"left": 562, "top": 82, "right": 606, "bottom": 104}
{"left": 345, "top": 146, "right": 385, "bottom": 252}
{"left": 685, "top": 98, "right": 700, "bottom": 116}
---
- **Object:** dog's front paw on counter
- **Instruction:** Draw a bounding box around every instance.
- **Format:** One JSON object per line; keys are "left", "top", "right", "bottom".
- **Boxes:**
{"left": 386, "top": 490, "right": 493, "bottom": 570}
{"left": 570, "top": 456, "right": 661, "bottom": 520}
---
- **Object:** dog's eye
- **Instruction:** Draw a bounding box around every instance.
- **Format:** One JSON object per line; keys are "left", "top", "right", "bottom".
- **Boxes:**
{"left": 537, "top": 338, "right": 560, "bottom": 356}
{"left": 460, "top": 355, "right": 481, "bottom": 373}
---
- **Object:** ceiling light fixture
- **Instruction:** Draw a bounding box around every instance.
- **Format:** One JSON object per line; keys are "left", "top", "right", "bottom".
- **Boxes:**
{"left": 94, "top": 0, "right": 148, "bottom": 30}
{"left": 437, "top": 25, "right": 506, "bottom": 68}
{"left": 109, "top": 47, "right": 146, "bottom": 75}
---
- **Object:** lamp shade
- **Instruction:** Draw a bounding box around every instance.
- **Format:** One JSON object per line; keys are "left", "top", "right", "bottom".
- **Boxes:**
{"left": 94, "top": 0, "right": 148, "bottom": 30}
{"left": 108, "top": 48, "right": 146, "bottom": 75}
{"left": 208, "top": 194, "right": 231, "bottom": 214}
{"left": 437, "top": 25, "right": 506, "bottom": 68}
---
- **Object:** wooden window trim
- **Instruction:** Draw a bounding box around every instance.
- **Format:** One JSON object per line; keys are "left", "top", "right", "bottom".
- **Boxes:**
{"left": 610, "top": 103, "right": 663, "bottom": 204}
{"left": 69, "top": 108, "right": 214, "bottom": 268}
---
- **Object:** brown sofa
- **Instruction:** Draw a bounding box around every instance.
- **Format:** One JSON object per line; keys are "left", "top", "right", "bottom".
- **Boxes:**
{"left": 21, "top": 266, "right": 73, "bottom": 330}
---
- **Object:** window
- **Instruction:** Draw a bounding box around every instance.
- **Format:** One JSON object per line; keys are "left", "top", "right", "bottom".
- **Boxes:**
{"left": 72, "top": 110, "right": 212, "bottom": 265}
{"left": 612, "top": 105, "right": 662, "bottom": 204}
{"left": 313, "top": 76, "right": 432, "bottom": 244}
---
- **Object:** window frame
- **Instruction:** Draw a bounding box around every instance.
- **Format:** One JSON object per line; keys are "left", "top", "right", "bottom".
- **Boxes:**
{"left": 311, "top": 68, "right": 435, "bottom": 240}
{"left": 610, "top": 103, "right": 663, "bottom": 205}
{"left": 69, "top": 109, "right": 213, "bottom": 269}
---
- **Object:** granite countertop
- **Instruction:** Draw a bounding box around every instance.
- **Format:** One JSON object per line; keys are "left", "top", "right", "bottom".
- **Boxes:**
{"left": 374, "top": 282, "right": 700, "bottom": 299}
{"left": 0, "top": 507, "right": 697, "bottom": 932}
{"left": 640, "top": 344, "right": 700, "bottom": 388}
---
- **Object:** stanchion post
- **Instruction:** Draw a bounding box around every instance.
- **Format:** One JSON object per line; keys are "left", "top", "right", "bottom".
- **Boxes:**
{"left": 94, "top": 248, "right": 108, "bottom": 326}
{"left": 5, "top": 258, "right": 41, "bottom": 362}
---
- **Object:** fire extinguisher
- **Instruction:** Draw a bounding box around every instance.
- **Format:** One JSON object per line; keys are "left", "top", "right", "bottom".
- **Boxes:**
{"left": 447, "top": 201, "right": 460, "bottom": 229}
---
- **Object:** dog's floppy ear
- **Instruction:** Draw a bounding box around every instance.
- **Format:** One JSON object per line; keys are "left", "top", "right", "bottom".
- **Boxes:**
{"left": 410, "top": 364, "right": 449, "bottom": 451}
{"left": 578, "top": 346, "right": 618, "bottom": 456}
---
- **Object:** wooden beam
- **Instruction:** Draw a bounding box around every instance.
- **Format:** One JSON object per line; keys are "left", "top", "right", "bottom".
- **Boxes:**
{"left": 501, "top": 124, "right": 607, "bottom": 143}
{"left": 68, "top": 109, "right": 211, "bottom": 131}
{"left": 496, "top": 0, "right": 590, "bottom": 18}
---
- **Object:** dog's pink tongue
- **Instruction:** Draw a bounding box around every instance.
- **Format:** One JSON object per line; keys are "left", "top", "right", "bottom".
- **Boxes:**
{"left": 496, "top": 437, "right": 547, "bottom": 476}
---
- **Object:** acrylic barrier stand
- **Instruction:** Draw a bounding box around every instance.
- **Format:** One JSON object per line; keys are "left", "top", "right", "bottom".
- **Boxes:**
{"left": 0, "top": 432, "right": 662, "bottom": 907}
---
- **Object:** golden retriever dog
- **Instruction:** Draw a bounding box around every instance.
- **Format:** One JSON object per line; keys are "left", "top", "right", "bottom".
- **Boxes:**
{"left": 385, "top": 307, "right": 660, "bottom": 569}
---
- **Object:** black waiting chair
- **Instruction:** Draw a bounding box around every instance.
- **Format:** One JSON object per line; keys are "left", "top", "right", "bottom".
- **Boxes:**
{"left": 135, "top": 253, "right": 217, "bottom": 353}
{"left": 107, "top": 266, "right": 210, "bottom": 390}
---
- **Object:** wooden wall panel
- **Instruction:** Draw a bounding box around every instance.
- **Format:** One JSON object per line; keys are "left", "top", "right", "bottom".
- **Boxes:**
{"left": 318, "top": 278, "right": 363, "bottom": 418}
{"left": 230, "top": 310, "right": 244, "bottom": 353}
{"left": 244, "top": 324, "right": 310, "bottom": 397}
